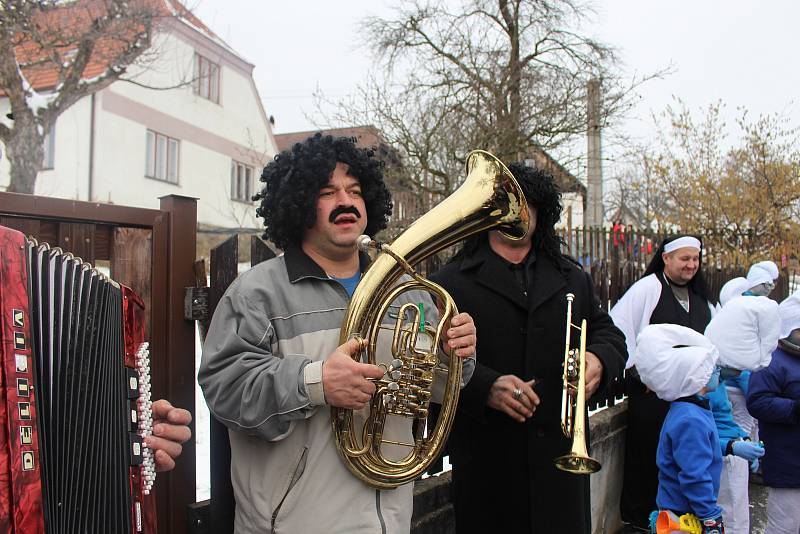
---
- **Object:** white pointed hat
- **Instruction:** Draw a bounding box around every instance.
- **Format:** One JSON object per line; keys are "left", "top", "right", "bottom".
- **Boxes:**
{"left": 719, "top": 277, "right": 749, "bottom": 307}
{"left": 746, "top": 261, "right": 779, "bottom": 288}
{"left": 633, "top": 324, "right": 718, "bottom": 401}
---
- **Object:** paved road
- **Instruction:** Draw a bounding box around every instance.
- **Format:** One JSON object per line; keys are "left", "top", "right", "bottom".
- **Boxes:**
{"left": 750, "top": 479, "right": 769, "bottom": 533}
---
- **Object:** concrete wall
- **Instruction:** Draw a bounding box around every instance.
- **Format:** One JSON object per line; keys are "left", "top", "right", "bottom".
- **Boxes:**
{"left": 411, "top": 401, "right": 628, "bottom": 534}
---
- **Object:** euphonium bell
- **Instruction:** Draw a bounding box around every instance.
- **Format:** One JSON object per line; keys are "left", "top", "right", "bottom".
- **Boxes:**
{"left": 332, "top": 150, "right": 530, "bottom": 489}
{"left": 554, "top": 293, "right": 602, "bottom": 474}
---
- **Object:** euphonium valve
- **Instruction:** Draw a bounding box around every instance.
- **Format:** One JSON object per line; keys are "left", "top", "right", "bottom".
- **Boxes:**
{"left": 332, "top": 151, "right": 530, "bottom": 489}
{"left": 554, "top": 293, "right": 602, "bottom": 474}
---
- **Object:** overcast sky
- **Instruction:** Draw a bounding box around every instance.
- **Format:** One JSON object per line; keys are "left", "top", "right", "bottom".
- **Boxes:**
{"left": 193, "top": 1, "right": 800, "bottom": 164}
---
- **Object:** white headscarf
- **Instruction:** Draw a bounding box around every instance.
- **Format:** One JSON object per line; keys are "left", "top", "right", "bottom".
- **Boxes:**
{"left": 746, "top": 261, "right": 779, "bottom": 288}
{"left": 633, "top": 324, "right": 719, "bottom": 401}
{"left": 705, "top": 295, "right": 779, "bottom": 371}
{"left": 779, "top": 289, "right": 800, "bottom": 338}
{"left": 719, "top": 277, "right": 750, "bottom": 307}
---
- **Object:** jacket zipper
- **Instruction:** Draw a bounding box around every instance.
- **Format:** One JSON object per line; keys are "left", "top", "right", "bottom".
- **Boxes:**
{"left": 375, "top": 490, "right": 387, "bottom": 534}
{"left": 271, "top": 446, "right": 309, "bottom": 532}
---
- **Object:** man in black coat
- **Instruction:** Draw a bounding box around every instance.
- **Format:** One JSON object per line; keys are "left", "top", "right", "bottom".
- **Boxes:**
{"left": 430, "top": 163, "right": 627, "bottom": 533}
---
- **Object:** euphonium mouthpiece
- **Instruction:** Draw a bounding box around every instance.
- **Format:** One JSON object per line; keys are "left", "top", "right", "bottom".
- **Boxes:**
{"left": 357, "top": 235, "right": 374, "bottom": 251}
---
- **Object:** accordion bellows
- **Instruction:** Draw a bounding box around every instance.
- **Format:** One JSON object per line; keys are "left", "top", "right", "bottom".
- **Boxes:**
{"left": 0, "top": 225, "right": 156, "bottom": 533}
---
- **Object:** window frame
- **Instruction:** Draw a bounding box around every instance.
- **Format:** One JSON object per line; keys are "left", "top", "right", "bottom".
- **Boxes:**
{"left": 145, "top": 129, "right": 180, "bottom": 184}
{"left": 230, "top": 160, "right": 254, "bottom": 203}
{"left": 42, "top": 126, "right": 56, "bottom": 169}
{"left": 193, "top": 53, "right": 221, "bottom": 104}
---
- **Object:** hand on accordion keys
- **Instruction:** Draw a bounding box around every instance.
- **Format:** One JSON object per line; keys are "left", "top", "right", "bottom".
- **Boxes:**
{"left": 144, "top": 399, "right": 193, "bottom": 472}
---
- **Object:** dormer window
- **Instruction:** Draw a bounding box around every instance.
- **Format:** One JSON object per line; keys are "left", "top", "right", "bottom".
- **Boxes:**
{"left": 193, "top": 53, "right": 220, "bottom": 103}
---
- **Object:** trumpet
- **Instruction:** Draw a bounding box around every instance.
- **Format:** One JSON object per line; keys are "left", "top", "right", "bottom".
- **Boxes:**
{"left": 554, "top": 293, "right": 601, "bottom": 474}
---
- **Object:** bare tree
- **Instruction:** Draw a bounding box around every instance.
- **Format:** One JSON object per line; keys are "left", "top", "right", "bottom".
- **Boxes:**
{"left": 318, "top": 0, "right": 657, "bottom": 205}
{"left": 0, "top": 0, "right": 184, "bottom": 193}
{"left": 606, "top": 149, "right": 673, "bottom": 230}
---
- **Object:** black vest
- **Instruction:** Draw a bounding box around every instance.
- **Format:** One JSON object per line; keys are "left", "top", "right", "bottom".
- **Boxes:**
{"left": 649, "top": 272, "right": 712, "bottom": 334}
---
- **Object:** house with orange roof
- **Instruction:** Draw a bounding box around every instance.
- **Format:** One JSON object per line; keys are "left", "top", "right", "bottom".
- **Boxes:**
{"left": 0, "top": 0, "right": 277, "bottom": 229}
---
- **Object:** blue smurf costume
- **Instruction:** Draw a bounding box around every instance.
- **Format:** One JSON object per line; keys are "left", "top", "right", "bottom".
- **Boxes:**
{"left": 632, "top": 324, "right": 724, "bottom": 533}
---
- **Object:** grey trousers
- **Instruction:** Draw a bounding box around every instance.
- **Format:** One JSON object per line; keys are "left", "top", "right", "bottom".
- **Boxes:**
{"left": 717, "top": 455, "right": 750, "bottom": 534}
{"left": 766, "top": 487, "right": 800, "bottom": 533}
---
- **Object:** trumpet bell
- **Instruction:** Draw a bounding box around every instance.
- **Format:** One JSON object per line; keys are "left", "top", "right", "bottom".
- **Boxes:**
{"left": 554, "top": 452, "right": 601, "bottom": 475}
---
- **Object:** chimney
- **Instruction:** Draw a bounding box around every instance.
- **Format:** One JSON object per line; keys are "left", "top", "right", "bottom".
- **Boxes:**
{"left": 586, "top": 78, "right": 603, "bottom": 227}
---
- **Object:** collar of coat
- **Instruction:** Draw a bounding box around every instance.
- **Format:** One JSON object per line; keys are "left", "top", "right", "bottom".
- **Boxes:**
{"left": 673, "top": 394, "right": 711, "bottom": 410}
{"left": 284, "top": 244, "right": 371, "bottom": 283}
{"left": 457, "top": 238, "right": 568, "bottom": 311}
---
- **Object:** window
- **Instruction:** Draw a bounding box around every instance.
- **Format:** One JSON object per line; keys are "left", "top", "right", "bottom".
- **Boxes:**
{"left": 231, "top": 161, "right": 253, "bottom": 202}
{"left": 145, "top": 130, "right": 179, "bottom": 183}
{"left": 193, "top": 53, "right": 220, "bottom": 103}
{"left": 42, "top": 127, "right": 55, "bottom": 169}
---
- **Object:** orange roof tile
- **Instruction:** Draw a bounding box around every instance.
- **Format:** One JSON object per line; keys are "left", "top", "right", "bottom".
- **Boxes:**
{"left": 2, "top": 0, "right": 224, "bottom": 96}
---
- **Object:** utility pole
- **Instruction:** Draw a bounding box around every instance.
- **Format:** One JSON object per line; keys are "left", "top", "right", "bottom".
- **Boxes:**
{"left": 586, "top": 78, "right": 604, "bottom": 228}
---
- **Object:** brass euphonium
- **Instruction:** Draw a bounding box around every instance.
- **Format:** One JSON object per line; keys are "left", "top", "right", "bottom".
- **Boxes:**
{"left": 332, "top": 150, "right": 530, "bottom": 489}
{"left": 554, "top": 293, "right": 602, "bottom": 474}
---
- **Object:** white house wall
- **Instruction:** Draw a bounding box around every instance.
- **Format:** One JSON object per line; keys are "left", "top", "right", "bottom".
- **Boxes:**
{"left": 1, "top": 18, "right": 275, "bottom": 229}
{"left": 558, "top": 191, "right": 585, "bottom": 229}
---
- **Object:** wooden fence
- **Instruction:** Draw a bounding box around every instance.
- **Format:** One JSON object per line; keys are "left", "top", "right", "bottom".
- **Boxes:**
{"left": 558, "top": 226, "right": 797, "bottom": 306}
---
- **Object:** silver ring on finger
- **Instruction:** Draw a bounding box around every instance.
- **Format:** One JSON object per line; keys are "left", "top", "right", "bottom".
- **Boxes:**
{"left": 513, "top": 388, "right": 522, "bottom": 400}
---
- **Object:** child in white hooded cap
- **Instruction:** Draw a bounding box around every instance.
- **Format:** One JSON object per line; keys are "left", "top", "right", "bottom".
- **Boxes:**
{"left": 633, "top": 323, "right": 724, "bottom": 533}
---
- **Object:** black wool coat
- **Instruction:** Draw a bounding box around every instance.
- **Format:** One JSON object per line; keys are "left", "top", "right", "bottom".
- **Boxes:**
{"left": 430, "top": 240, "right": 627, "bottom": 534}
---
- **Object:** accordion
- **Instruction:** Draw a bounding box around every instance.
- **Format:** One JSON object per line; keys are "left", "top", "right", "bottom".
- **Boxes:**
{"left": 0, "top": 225, "right": 157, "bottom": 533}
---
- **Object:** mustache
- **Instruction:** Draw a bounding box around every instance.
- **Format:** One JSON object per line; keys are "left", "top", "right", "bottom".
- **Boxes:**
{"left": 329, "top": 205, "right": 362, "bottom": 222}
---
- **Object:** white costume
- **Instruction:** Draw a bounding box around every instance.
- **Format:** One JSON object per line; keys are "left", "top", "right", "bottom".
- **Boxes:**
{"left": 716, "top": 277, "right": 749, "bottom": 312}
{"left": 779, "top": 289, "right": 800, "bottom": 338}
{"left": 611, "top": 274, "right": 716, "bottom": 368}
{"left": 705, "top": 295, "right": 779, "bottom": 372}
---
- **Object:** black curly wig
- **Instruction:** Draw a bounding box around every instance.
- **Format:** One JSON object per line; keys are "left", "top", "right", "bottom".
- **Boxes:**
{"left": 253, "top": 133, "right": 393, "bottom": 249}
{"left": 454, "top": 162, "right": 566, "bottom": 262}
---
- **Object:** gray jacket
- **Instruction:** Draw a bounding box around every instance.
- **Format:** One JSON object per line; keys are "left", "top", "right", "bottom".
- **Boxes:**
{"left": 199, "top": 246, "right": 474, "bottom": 533}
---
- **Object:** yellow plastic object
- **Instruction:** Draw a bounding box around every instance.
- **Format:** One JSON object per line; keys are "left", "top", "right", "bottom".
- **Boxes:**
{"left": 656, "top": 510, "right": 702, "bottom": 534}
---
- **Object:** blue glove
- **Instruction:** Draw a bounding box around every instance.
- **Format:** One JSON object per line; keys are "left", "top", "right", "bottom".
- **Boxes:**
{"left": 702, "top": 515, "right": 724, "bottom": 534}
{"left": 750, "top": 457, "right": 759, "bottom": 473}
{"left": 731, "top": 440, "right": 765, "bottom": 461}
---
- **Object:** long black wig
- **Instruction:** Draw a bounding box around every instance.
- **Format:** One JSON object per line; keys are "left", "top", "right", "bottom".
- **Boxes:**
{"left": 453, "top": 162, "right": 566, "bottom": 262}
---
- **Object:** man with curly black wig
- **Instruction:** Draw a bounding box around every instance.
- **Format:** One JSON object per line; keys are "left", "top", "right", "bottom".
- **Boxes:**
{"left": 199, "top": 133, "right": 477, "bottom": 533}
{"left": 430, "top": 162, "right": 626, "bottom": 534}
